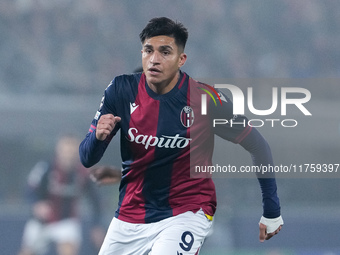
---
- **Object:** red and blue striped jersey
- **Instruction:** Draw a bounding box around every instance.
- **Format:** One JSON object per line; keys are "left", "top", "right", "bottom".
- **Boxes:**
{"left": 79, "top": 71, "right": 280, "bottom": 223}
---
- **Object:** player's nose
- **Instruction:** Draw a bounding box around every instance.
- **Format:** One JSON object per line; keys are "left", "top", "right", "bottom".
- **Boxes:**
{"left": 150, "top": 51, "right": 161, "bottom": 64}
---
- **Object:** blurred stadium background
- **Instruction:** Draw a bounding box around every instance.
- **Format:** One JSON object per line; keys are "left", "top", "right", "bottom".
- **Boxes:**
{"left": 1, "top": 0, "right": 339, "bottom": 254}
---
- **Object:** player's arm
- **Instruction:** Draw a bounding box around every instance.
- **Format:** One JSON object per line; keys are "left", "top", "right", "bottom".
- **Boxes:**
{"left": 210, "top": 90, "right": 283, "bottom": 241}
{"left": 26, "top": 162, "right": 53, "bottom": 222}
{"left": 90, "top": 165, "right": 122, "bottom": 185}
{"left": 27, "top": 161, "right": 50, "bottom": 203}
{"left": 79, "top": 80, "right": 121, "bottom": 168}
{"left": 79, "top": 114, "right": 120, "bottom": 168}
{"left": 238, "top": 128, "right": 283, "bottom": 242}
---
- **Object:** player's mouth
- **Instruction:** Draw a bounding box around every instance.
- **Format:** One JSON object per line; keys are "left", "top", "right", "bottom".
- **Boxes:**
{"left": 148, "top": 68, "right": 162, "bottom": 75}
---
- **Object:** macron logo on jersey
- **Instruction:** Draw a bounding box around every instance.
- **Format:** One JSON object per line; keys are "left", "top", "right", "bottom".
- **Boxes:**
{"left": 130, "top": 102, "right": 139, "bottom": 114}
{"left": 127, "top": 128, "right": 191, "bottom": 150}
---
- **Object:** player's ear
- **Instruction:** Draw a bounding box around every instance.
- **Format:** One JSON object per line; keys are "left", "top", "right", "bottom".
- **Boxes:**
{"left": 178, "top": 53, "right": 187, "bottom": 68}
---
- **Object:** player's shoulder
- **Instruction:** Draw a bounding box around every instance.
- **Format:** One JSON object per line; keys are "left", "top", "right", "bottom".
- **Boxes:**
{"left": 187, "top": 75, "right": 218, "bottom": 99}
{"left": 106, "top": 72, "right": 143, "bottom": 94}
{"left": 111, "top": 72, "right": 143, "bottom": 87}
{"left": 187, "top": 75, "right": 211, "bottom": 89}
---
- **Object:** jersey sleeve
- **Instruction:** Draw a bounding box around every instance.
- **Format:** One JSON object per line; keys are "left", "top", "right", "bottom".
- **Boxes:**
{"left": 210, "top": 90, "right": 281, "bottom": 218}
{"left": 239, "top": 128, "right": 281, "bottom": 218}
{"left": 79, "top": 79, "right": 121, "bottom": 168}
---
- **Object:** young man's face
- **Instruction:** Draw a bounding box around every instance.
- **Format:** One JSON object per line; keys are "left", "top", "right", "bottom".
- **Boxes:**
{"left": 142, "top": 35, "right": 187, "bottom": 90}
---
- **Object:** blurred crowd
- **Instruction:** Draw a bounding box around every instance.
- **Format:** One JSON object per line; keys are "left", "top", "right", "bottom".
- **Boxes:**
{"left": 0, "top": 0, "right": 339, "bottom": 95}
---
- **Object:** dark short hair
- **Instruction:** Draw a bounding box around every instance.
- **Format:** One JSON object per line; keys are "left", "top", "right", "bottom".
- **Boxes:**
{"left": 139, "top": 17, "right": 188, "bottom": 50}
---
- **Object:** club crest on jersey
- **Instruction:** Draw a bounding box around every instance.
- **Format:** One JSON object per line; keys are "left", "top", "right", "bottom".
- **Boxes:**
{"left": 180, "top": 106, "right": 194, "bottom": 128}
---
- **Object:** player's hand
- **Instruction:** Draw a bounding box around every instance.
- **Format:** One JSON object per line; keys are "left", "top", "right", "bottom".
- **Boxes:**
{"left": 259, "top": 216, "right": 283, "bottom": 242}
{"left": 96, "top": 114, "right": 121, "bottom": 141}
{"left": 90, "top": 166, "right": 122, "bottom": 185}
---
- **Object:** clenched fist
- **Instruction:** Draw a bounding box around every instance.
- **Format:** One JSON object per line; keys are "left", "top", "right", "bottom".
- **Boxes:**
{"left": 96, "top": 114, "right": 121, "bottom": 141}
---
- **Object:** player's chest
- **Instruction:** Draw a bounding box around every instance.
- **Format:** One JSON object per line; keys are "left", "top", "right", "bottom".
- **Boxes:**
{"left": 127, "top": 96, "right": 196, "bottom": 132}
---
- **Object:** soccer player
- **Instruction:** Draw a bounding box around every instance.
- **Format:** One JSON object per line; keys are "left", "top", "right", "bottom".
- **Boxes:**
{"left": 18, "top": 135, "right": 107, "bottom": 255}
{"left": 79, "top": 17, "right": 283, "bottom": 255}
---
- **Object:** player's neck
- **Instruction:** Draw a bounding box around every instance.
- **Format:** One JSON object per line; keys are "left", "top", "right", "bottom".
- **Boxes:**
{"left": 147, "top": 71, "right": 180, "bottom": 95}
